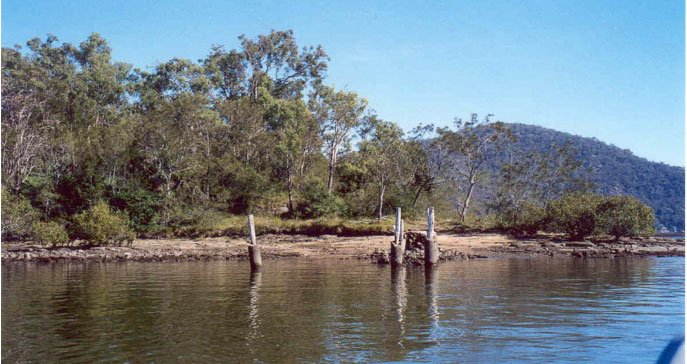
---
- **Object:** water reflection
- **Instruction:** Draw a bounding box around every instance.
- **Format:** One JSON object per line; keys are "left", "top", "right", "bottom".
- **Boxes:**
{"left": 2, "top": 257, "right": 684, "bottom": 363}
{"left": 424, "top": 266, "right": 440, "bottom": 329}
{"left": 390, "top": 266, "right": 407, "bottom": 349}
{"left": 246, "top": 270, "right": 261, "bottom": 351}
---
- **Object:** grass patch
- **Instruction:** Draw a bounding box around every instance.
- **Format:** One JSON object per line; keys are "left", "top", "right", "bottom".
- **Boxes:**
{"left": 140, "top": 212, "right": 502, "bottom": 239}
{"left": 142, "top": 214, "right": 398, "bottom": 238}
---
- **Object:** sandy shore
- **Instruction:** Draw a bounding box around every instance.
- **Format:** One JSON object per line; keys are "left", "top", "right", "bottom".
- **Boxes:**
{"left": 2, "top": 232, "right": 684, "bottom": 263}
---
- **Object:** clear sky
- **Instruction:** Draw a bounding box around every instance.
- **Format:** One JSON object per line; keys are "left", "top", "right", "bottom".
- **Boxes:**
{"left": 2, "top": 0, "right": 685, "bottom": 166}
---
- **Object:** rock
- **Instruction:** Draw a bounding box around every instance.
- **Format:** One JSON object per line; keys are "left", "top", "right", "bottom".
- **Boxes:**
{"left": 404, "top": 232, "right": 429, "bottom": 252}
{"left": 566, "top": 241, "right": 595, "bottom": 248}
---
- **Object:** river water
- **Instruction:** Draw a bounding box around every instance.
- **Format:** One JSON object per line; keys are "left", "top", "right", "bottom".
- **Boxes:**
{"left": 2, "top": 257, "right": 684, "bottom": 363}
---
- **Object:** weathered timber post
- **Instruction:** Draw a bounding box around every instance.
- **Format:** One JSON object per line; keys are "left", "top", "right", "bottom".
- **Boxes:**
{"left": 391, "top": 207, "right": 405, "bottom": 267}
{"left": 425, "top": 207, "right": 439, "bottom": 266}
{"left": 247, "top": 214, "right": 262, "bottom": 271}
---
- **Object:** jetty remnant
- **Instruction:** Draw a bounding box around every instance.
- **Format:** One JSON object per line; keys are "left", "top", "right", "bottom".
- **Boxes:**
{"left": 390, "top": 207, "right": 406, "bottom": 267}
{"left": 247, "top": 214, "right": 263, "bottom": 271}
{"left": 425, "top": 207, "right": 439, "bottom": 266}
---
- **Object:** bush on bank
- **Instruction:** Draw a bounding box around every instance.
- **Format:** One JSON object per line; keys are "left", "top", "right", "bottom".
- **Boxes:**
{"left": 544, "top": 193, "right": 655, "bottom": 240}
{"left": 1, "top": 188, "right": 39, "bottom": 240}
{"left": 73, "top": 201, "right": 135, "bottom": 246}
{"left": 596, "top": 195, "right": 655, "bottom": 239}
{"left": 31, "top": 221, "right": 70, "bottom": 247}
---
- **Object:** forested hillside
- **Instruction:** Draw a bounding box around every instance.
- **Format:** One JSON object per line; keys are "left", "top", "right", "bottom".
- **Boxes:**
{"left": 500, "top": 124, "right": 684, "bottom": 231}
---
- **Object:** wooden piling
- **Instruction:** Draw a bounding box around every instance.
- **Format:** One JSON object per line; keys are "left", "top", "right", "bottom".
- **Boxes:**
{"left": 390, "top": 207, "right": 404, "bottom": 267}
{"left": 427, "top": 207, "right": 435, "bottom": 240}
{"left": 425, "top": 207, "right": 439, "bottom": 266}
{"left": 247, "top": 214, "right": 262, "bottom": 271}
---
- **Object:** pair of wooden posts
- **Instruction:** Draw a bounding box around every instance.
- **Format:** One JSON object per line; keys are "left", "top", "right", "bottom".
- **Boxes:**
{"left": 391, "top": 207, "right": 439, "bottom": 267}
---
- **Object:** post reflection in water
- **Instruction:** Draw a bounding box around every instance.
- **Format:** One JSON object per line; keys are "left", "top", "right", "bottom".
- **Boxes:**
{"left": 424, "top": 265, "right": 439, "bottom": 330}
{"left": 246, "top": 270, "right": 262, "bottom": 352}
{"left": 390, "top": 266, "right": 407, "bottom": 347}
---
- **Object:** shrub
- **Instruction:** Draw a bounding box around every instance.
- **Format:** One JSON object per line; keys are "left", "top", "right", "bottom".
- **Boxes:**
{"left": 31, "top": 221, "right": 70, "bottom": 247}
{"left": 1, "top": 188, "right": 39, "bottom": 240}
{"left": 296, "top": 180, "right": 348, "bottom": 218}
{"left": 545, "top": 193, "right": 602, "bottom": 240}
{"left": 74, "top": 201, "right": 135, "bottom": 246}
{"left": 512, "top": 203, "right": 547, "bottom": 236}
{"left": 597, "top": 196, "right": 655, "bottom": 239}
{"left": 165, "top": 206, "right": 224, "bottom": 238}
{"left": 108, "top": 188, "right": 161, "bottom": 232}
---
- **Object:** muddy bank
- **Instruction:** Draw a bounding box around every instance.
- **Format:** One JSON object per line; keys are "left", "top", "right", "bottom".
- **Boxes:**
{"left": 2, "top": 232, "right": 683, "bottom": 263}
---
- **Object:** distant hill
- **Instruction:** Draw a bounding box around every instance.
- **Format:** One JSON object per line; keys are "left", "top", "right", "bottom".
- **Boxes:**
{"left": 501, "top": 123, "right": 685, "bottom": 231}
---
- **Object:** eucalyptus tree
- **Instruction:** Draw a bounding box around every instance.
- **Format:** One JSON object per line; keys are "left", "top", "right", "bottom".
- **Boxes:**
{"left": 359, "top": 119, "right": 411, "bottom": 219}
{"left": 488, "top": 142, "right": 586, "bottom": 225}
{"left": 1, "top": 47, "right": 54, "bottom": 194}
{"left": 132, "top": 57, "right": 222, "bottom": 218}
{"left": 265, "top": 98, "right": 321, "bottom": 212}
{"left": 203, "top": 46, "right": 247, "bottom": 100}
{"left": 437, "top": 114, "right": 513, "bottom": 221}
{"left": 238, "top": 29, "right": 329, "bottom": 100}
{"left": 404, "top": 124, "right": 458, "bottom": 207}
{"left": 2, "top": 34, "right": 135, "bottom": 215}
{"left": 309, "top": 85, "right": 368, "bottom": 195}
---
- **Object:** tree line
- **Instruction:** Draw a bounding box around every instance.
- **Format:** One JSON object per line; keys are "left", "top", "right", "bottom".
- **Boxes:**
{"left": 1, "top": 30, "right": 655, "bottom": 244}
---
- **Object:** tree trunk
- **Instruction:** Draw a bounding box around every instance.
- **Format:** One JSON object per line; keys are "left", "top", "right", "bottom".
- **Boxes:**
{"left": 412, "top": 177, "right": 434, "bottom": 207}
{"left": 287, "top": 171, "right": 294, "bottom": 213}
{"left": 377, "top": 182, "right": 386, "bottom": 220}
{"left": 327, "top": 148, "right": 338, "bottom": 195}
{"left": 460, "top": 179, "right": 476, "bottom": 222}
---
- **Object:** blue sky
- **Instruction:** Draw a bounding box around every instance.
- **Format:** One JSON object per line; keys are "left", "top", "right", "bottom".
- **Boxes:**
{"left": 2, "top": 0, "right": 685, "bottom": 166}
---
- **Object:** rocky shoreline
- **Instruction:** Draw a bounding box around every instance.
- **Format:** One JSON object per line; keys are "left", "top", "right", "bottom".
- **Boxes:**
{"left": 369, "top": 233, "right": 684, "bottom": 265}
{"left": 2, "top": 233, "right": 683, "bottom": 264}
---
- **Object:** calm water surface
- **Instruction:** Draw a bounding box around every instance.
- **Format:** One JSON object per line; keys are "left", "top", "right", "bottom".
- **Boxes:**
{"left": 2, "top": 257, "right": 684, "bottom": 363}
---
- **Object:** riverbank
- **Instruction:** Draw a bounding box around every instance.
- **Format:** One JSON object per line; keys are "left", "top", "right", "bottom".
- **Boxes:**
{"left": 2, "top": 232, "right": 683, "bottom": 263}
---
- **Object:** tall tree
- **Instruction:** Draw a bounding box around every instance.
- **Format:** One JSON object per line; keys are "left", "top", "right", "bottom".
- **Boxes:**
{"left": 309, "top": 85, "right": 368, "bottom": 195}
{"left": 437, "top": 114, "right": 512, "bottom": 221}
{"left": 359, "top": 119, "right": 410, "bottom": 219}
{"left": 488, "top": 142, "right": 587, "bottom": 226}
{"left": 1, "top": 49, "right": 54, "bottom": 193}
{"left": 239, "top": 30, "right": 329, "bottom": 100}
{"left": 405, "top": 124, "right": 457, "bottom": 207}
{"left": 266, "top": 98, "right": 321, "bottom": 213}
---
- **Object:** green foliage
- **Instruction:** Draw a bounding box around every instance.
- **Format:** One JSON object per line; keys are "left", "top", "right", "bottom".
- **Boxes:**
{"left": 435, "top": 113, "right": 514, "bottom": 221}
{"left": 597, "top": 196, "right": 655, "bottom": 239}
{"left": 108, "top": 188, "right": 161, "bottom": 232}
{"left": 1, "top": 188, "right": 39, "bottom": 240}
{"left": 544, "top": 193, "right": 655, "bottom": 240}
{"left": 510, "top": 203, "right": 548, "bottom": 236}
{"left": 336, "top": 162, "right": 367, "bottom": 195}
{"left": 74, "top": 201, "right": 135, "bottom": 246}
{"left": 224, "top": 164, "right": 274, "bottom": 214}
{"left": 31, "top": 221, "right": 70, "bottom": 247}
{"left": 164, "top": 206, "right": 224, "bottom": 238}
{"left": 296, "top": 180, "right": 348, "bottom": 218}
{"left": 545, "top": 193, "right": 602, "bottom": 240}
{"left": 358, "top": 118, "right": 413, "bottom": 219}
